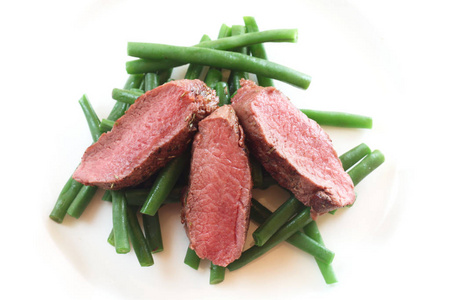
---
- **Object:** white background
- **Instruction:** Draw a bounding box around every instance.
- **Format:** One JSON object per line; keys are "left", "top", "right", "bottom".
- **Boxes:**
{"left": 1, "top": 0, "right": 449, "bottom": 299}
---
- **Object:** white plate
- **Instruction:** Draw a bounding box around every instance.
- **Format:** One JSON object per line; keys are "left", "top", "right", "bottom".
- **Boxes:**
{"left": 2, "top": 0, "right": 449, "bottom": 299}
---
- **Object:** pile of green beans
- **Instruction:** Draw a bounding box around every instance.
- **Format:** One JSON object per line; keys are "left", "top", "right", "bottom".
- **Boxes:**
{"left": 49, "top": 16, "right": 385, "bottom": 286}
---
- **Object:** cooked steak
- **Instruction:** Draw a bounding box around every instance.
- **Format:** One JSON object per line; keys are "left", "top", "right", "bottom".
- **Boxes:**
{"left": 182, "top": 105, "right": 252, "bottom": 267}
{"left": 73, "top": 79, "right": 218, "bottom": 190}
{"left": 231, "top": 80, "right": 355, "bottom": 218}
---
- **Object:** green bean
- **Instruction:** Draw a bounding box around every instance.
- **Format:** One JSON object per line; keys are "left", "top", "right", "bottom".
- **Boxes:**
{"left": 127, "top": 207, "right": 154, "bottom": 266}
{"left": 204, "top": 68, "right": 223, "bottom": 88}
{"left": 249, "top": 155, "right": 264, "bottom": 189}
{"left": 50, "top": 94, "right": 102, "bottom": 222}
{"left": 78, "top": 94, "right": 101, "bottom": 141}
{"left": 348, "top": 150, "right": 385, "bottom": 186}
{"left": 184, "top": 35, "right": 211, "bottom": 80}
{"left": 102, "top": 190, "right": 112, "bottom": 202}
{"left": 128, "top": 45, "right": 310, "bottom": 90}
{"left": 138, "top": 77, "right": 145, "bottom": 91}
{"left": 250, "top": 199, "right": 334, "bottom": 264}
{"left": 128, "top": 29, "right": 298, "bottom": 59}
{"left": 123, "top": 188, "right": 149, "bottom": 205}
{"left": 125, "top": 185, "right": 183, "bottom": 206}
{"left": 244, "top": 16, "right": 275, "bottom": 87}
{"left": 287, "top": 231, "right": 335, "bottom": 265}
{"left": 339, "top": 143, "right": 371, "bottom": 171}
{"left": 210, "top": 263, "right": 226, "bottom": 284}
{"left": 49, "top": 176, "right": 84, "bottom": 223}
{"left": 107, "top": 74, "right": 144, "bottom": 121}
{"left": 304, "top": 221, "right": 338, "bottom": 284}
{"left": 127, "top": 44, "right": 310, "bottom": 89}
{"left": 140, "top": 151, "right": 190, "bottom": 216}
{"left": 142, "top": 212, "right": 164, "bottom": 253}
{"left": 112, "top": 88, "right": 144, "bottom": 104}
{"left": 144, "top": 73, "right": 159, "bottom": 92}
{"left": 124, "top": 73, "right": 146, "bottom": 90}
{"left": 65, "top": 95, "right": 104, "bottom": 218}
{"left": 213, "top": 81, "right": 230, "bottom": 106}
{"left": 300, "top": 109, "right": 373, "bottom": 129}
{"left": 217, "top": 23, "right": 232, "bottom": 39}
{"left": 126, "top": 59, "right": 184, "bottom": 75}
{"left": 252, "top": 195, "right": 304, "bottom": 246}
{"left": 111, "top": 190, "right": 130, "bottom": 254}
{"left": 107, "top": 228, "right": 115, "bottom": 246}
{"left": 126, "top": 27, "right": 298, "bottom": 75}
{"left": 259, "top": 175, "right": 278, "bottom": 190}
{"left": 67, "top": 185, "right": 98, "bottom": 219}
{"left": 184, "top": 247, "right": 201, "bottom": 270}
{"left": 157, "top": 69, "right": 173, "bottom": 85}
{"left": 100, "top": 118, "right": 115, "bottom": 133}
{"left": 203, "top": 23, "right": 230, "bottom": 89}
{"left": 250, "top": 198, "right": 272, "bottom": 224}
{"left": 50, "top": 95, "right": 102, "bottom": 223}
{"left": 228, "top": 25, "right": 249, "bottom": 95}
{"left": 228, "top": 207, "right": 312, "bottom": 271}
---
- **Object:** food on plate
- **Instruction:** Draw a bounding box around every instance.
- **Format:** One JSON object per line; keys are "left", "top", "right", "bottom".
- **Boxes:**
{"left": 49, "top": 16, "right": 385, "bottom": 286}
{"left": 232, "top": 79, "right": 355, "bottom": 218}
{"left": 73, "top": 79, "right": 219, "bottom": 190}
{"left": 182, "top": 105, "right": 252, "bottom": 267}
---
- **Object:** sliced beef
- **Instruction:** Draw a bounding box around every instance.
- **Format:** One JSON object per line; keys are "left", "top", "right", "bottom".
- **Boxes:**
{"left": 231, "top": 80, "right": 355, "bottom": 218}
{"left": 181, "top": 105, "right": 252, "bottom": 267}
{"left": 73, "top": 79, "right": 218, "bottom": 190}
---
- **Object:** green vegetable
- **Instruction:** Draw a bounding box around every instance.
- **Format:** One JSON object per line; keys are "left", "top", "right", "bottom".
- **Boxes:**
{"left": 144, "top": 73, "right": 159, "bottom": 92}
{"left": 252, "top": 195, "right": 304, "bottom": 246}
{"left": 227, "top": 25, "right": 249, "bottom": 95}
{"left": 184, "top": 247, "right": 201, "bottom": 270}
{"left": 123, "top": 186, "right": 182, "bottom": 206}
{"left": 214, "top": 81, "right": 230, "bottom": 106}
{"left": 127, "top": 207, "right": 154, "bottom": 266}
{"left": 243, "top": 16, "right": 274, "bottom": 87}
{"left": 217, "top": 23, "right": 232, "bottom": 39}
{"left": 107, "top": 74, "right": 144, "bottom": 121}
{"left": 78, "top": 94, "right": 102, "bottom": 141}
{"left": 228, "top": 207, "right": 312, "bottom": 271}
{"left": 300, "top": 109, "right": 373, "bottom": 129}
{"left": 107, "top": 228, "right": 115, "bottom": 246}
{"left": 140, "top": 151, "right": 190, "bottom": 216}
{"left": 102, "top": 190, "right": 112, "bottom": 202}
{"left": 304, "top": 221, "right": 338, "bottom": 284}
{"left": 249, "top": 155, "right": 264, "bottom": 189}
{"left": 49, "top": 177, "right": 84, "bottom": 223}
{"left": 126, "top": 27, "right": 299, "bottom": 75}
{"left": 184, "top": 34, "right": 211, "bottom": 80}
{"left": 347, "top": 150, "right": 385, "bottom": 186}
{"left": 156, "top": 69, "right": 173, "bottom": 85}
{"left": 112, "top": 88, "right": 144, "bottom": 104}
{"left": 65, "top": 95, "right": 102, "bottom": 218}
{"left": 67, "top": 185, "right": 98, "bottom": 219}
{"left": 250, "top": 199, "right": 335, "bottom": 265}
{"left": 111, "top": 190, "right": 130, "bottom": 254}
{"left": 142, "top": 212, "right": 164, "bottom": 253}
{"left": 339, "top": 143, "right": 371, "bottom": 171}
{"left": 203, "top": 23, "right": 231, "bottom": 89}
{"left": 126, "top": 44, "right": 311, "bottom": 89}
{"left": 128, "top": 29, "right": 298, "bottom": 59}
{"left": 100, "top": 118, "right": 115, "bottom": 132}
{"left": 209, "top": 263, "right": 226, "bottom": 284}
{"left": 204, "top": 68, "right": 223, "bottom": 88}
